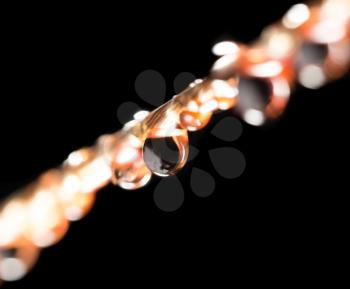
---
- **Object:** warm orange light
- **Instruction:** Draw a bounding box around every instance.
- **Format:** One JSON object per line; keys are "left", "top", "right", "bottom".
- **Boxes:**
{"left": 1, "top": 0, "right": 350, "bottom": 284}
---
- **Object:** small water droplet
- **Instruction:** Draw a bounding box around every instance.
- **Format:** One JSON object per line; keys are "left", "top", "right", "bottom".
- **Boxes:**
{"left": 112, "top": 148, "right": 152, "bottom": 190}
{"left": 101, "top": 133, "right": 152, "bottom": 190}
{"left": 115, "top": 166, "right": 152, "bottom": 190}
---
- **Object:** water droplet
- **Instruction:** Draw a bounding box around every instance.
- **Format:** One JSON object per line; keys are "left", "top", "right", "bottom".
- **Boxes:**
{"left": 115, "top": 163, "right": 152, "bottom": 190}
{"left": 143, "top": 130, "right": 189, "bottom": 177}
{"left": 112, "top": 146, "right": 152, "bottom": 190}
{"left": 100, "top": 133, "right": 152, "bottom": 190}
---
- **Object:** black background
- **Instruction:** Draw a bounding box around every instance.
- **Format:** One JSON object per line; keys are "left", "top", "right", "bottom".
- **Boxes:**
{"left": 1, "top": 1, "right": 348, "bottom": 287}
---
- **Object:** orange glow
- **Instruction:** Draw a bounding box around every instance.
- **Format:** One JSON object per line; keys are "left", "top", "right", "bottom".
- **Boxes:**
{"left": 0, "top": 200, "right": 27, "bottom": 247}
{"left": 25, "top": 189, "right": 69, "bottom": 247}
{"left": 1, "top": 0, "right": 350, "bottom": 283}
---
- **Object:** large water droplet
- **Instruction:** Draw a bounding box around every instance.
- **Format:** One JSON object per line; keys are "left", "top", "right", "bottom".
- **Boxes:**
{"left": 143, "top": 131, "right": 189, "bottom": 177}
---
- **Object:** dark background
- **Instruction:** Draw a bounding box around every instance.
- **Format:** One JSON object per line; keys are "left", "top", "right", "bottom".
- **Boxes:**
{"left": 1, "top": 1, "right": 348, "bottom": 287}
